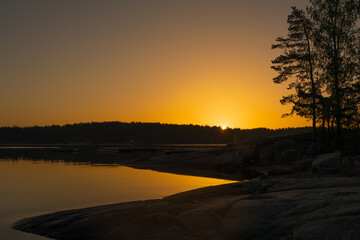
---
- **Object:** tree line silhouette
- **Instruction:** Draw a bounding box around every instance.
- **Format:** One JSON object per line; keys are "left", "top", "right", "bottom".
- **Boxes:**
{"left": 272, "top": 0, "right": 360, "bottom": 142}
{"left": 0, "top": 122, "right": 311, "bottom": 144}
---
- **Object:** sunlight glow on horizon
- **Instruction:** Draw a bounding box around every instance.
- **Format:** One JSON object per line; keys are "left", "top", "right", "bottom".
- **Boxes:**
{"left": 0, "top": 0, "right": 311, "bottom": 129}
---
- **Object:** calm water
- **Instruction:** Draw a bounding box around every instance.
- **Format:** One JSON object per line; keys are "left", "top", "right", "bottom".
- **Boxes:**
{"left": 0, "top": 148, "right": 233, "bottom": 240}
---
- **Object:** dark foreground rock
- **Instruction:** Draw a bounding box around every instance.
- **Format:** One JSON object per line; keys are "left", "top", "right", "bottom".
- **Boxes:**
{"left": 14, "top": 178, "right": 360, "bottom": 240}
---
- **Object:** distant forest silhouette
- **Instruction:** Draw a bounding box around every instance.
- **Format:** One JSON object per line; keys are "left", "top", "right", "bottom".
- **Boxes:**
{"left": 0, "top": 122, "right": 311, "bottom": 144}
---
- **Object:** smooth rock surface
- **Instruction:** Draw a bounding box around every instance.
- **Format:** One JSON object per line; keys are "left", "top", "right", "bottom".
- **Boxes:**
{"left": 14, "top": 178, "right": 360, "bottom": 240}
{"left": 312, "top": 152, "right": 343, "bottom": 173}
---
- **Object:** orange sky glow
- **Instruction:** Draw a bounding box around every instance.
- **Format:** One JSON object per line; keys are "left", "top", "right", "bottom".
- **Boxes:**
{"left": 0, "top": 0, "right": 311, "bottom": 129}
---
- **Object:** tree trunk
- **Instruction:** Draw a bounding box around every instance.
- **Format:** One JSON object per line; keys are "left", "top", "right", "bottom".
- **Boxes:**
{"left": 334, "top": 78, "right": 342, "bottom": 140}
{"left": 305, "top": 29, "right": 317, "bottom": 142}
{"left": 331, "top": 4, "right": 342, "bottom": 141}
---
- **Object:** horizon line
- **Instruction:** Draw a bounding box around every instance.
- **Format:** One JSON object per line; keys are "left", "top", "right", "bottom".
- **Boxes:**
{"left": 0, "top": 121, "right": 312, "bottom": 131}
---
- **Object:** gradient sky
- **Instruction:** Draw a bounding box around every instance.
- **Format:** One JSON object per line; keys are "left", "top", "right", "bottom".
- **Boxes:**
{"left": 0, "top": 0, "right": 310, "bottom": 129}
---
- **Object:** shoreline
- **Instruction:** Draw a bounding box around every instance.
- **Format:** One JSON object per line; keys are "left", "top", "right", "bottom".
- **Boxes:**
{"left": 13, "top": 177, "right": 360, "bottom": 240}
{"left": 120, "top": 163, "right": 261, "bottom": 181}
{"left": 113, "top": 149, "right": 266, "bottom": 181}
{"left": 11, "top": 139, "right": 360, "bottom": 239}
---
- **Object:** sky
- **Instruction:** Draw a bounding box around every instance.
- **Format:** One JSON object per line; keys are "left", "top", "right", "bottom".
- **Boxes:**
{"left": 0, "top": 0, "right": 310, "bottom": 129}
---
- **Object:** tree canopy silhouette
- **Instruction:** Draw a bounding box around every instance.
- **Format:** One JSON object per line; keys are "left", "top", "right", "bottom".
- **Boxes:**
{"left": 272, "top": 0, "right": 360, "bottom": 142}
{"left": 272, "top": 6, "right": 320, "bottom": 142}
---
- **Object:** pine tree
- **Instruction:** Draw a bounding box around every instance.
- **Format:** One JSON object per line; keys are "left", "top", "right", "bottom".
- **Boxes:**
{"left": 308, "top": 0, "right": 360, "bottom": 140}
{"left": 272, "top": 7, "right": 320, "bottom": 142}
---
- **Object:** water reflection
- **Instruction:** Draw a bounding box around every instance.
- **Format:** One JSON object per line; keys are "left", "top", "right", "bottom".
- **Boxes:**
{"left": 0, "top": 145, "right": 164, "bottom": 167}
{"left": 0, "top": 147, "right": 234, "bottom": 240}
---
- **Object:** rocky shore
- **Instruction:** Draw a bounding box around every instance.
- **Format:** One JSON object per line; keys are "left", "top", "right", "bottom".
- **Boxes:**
{"left": 119, "top": 136, "right": 360, "bottom": 180}
{"left": 13, "top": 136, "right": 360, "bottom": 239}
{"left": 14, "top": 178, "right": 360, "bottom": 240}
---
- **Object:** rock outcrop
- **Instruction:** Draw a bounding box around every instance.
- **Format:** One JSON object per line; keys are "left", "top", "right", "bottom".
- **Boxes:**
{"left": 312, "top": 152, "right": 343, "bottom": 174}
{"left": 124, "top": 149, "right": 256, "bottom": 181}
{"left": 14, "top": 178, "right": 360, "bottom": 240}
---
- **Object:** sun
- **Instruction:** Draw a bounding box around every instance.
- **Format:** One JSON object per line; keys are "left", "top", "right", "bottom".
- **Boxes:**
{"left": 221, "top": 125, "right": 227, "bottom": 130}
